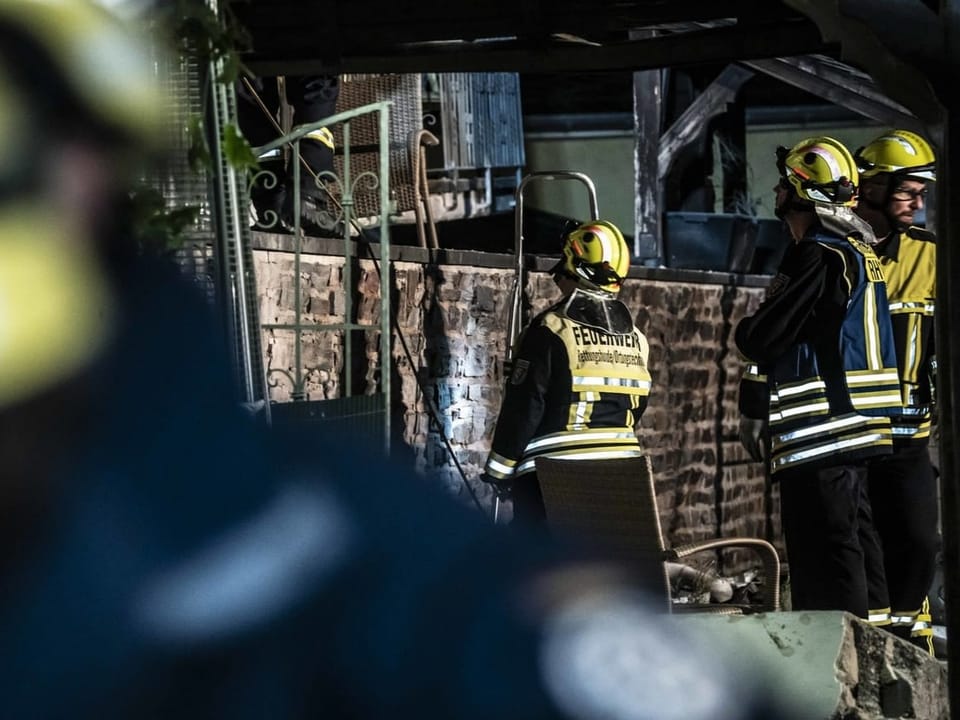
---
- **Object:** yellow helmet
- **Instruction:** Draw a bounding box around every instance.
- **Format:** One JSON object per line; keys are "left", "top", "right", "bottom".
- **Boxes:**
{"left": 854, "top": 130, "right": 936, "bottom": 181}
{"left": 0, "top": 0, "right": 163, "bottom": 410}
{"left": 776, "top": 136, "right": 859, "bottom": 207}
{"left": 0, "top": 0, "right": 163, "bottom": 155}
{"left": 554, "top": 220, "right": 629, "bottom": 294}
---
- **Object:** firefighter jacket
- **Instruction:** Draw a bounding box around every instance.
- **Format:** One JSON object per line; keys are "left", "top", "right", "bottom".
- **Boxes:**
{"left": 484, "top": 290, "right": 651, "bottom": 483}
{"left": 736, "top": 230, "right": 901, "bottom": 474}
{"left": 875, "top": 226, "right": 936, "bottom": 446}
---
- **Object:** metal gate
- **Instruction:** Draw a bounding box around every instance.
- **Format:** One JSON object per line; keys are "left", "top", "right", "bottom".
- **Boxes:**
{"left": 251, "top": 103, "right": 394, "bottom": 451}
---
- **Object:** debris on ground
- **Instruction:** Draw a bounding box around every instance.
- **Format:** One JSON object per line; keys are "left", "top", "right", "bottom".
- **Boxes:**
{"left": 667, "top": 562, "right": 766, "bottom": 607}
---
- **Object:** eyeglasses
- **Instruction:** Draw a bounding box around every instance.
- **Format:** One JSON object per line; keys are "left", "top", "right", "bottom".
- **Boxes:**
{"left": 890, "top": 187, "right": 928, "bottom": 202}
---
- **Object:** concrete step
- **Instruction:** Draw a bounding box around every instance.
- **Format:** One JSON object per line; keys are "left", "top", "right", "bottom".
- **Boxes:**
{"left": 673, "top": 611, "right": 948, "bottom": 719}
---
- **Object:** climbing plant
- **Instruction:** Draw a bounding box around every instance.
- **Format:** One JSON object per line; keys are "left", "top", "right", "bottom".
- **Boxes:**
{"left": 131, "top": 0, "right": 258, "bottom": 255}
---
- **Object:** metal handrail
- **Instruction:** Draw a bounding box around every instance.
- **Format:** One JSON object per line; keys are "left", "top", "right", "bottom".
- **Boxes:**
{"left": 494, "top": 171, "right": 600, "bottom": 523}
{"left": 506, "top": 171, "right": 600, "bottom": 361}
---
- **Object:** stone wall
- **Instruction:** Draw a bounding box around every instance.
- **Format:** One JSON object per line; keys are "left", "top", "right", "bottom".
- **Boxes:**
{"left": 253, "top": 241, "right": 781, "bottom": 565}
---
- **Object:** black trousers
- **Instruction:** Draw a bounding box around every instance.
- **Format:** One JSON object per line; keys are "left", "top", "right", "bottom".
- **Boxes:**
{"left": 778, "top": 463, "right": 871, "bottom": 618}
{"left": 862, "top": 444, "right": 939, "bottom": 641}
{"left": 510, "top": 472, "right": 547, "bottom": 530}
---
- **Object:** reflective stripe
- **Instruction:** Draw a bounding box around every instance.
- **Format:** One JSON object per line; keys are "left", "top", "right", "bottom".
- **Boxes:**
{"left": 774, "top": 400, "right": 831, "bottom": 419}
{"left": 905, "top": 315, "right": 920, "bottom": 385}
{"left": 776, "top": 414, "right": 876, "bottom": 443}
{"left": 867, "top": 608, "right": 891, "bottom": 625}
{"left": 516, "top": 447, "right": 644, "bottom": 475}
{"left": 864, "top": 279, "right": 881, "bottom": 369}
{"left": 772, "top": 433, "right": 888, "bottom": 470}
{"left": 484, "top": 453, "right": 516, "bottom": 479}
{"left": 845, "top": 370, "right": 901, "bottom": 385}
{"left": 888, "top": 301, "right": 935, "bottom": 314}
{"left": 850, "top": 391, "right": 905, "bottom": 408}
{"left": 776, "top": 379, "right": 827, "bottom": 397}
{"left": 892, "top": 426, "right": 922, "bottom": 436}
{"left": 572, "top": 375, "right": 651, "bottom": 390}
{"left": 897, "top": 405, "right": 931, "bottom": 416}
{"left": 305, "top": 127, "right": 335, "bottom": 150}
{"left": 525, "top": 429, "right": 638, "bottom": 453}
{"left": 573, "top": 399, "right": 588, "bottom": 426}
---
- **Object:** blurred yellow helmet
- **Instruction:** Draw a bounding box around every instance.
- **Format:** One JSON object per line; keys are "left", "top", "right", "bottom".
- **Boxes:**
{"left": 0, "top": 205, "right": 115, "bottom": 409}
{"left": 776, "top": 136, "right": 859, "bottom": 207}
{"left": 554, "top": 220, "right": 630, "bottom": 294}
{"left": 854, "top": 130, "right": 936, "bottom": 181}
{"left": 0, "top": 0, "right": 163, "bottom": 149}
{"left": 0, "top": 0, "right": 163, "bottom": 409}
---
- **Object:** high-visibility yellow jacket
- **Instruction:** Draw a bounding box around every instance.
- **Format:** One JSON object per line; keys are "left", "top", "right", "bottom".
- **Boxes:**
{"left": 875, "top": 226, "right": 936, "bottom": 446}
{"left": 484, "top": 291, "right": 651, "bottom": 482}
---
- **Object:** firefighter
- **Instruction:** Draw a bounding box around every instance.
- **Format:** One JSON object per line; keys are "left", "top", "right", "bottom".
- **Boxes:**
{"left": 853, "top": 129, "right": 939, "bottom": 652}
{"left": 482, "top": 220, "right": 652, "bottom": 528}
{"left": 237, "top": 73, "right": 341, "bottom": 236}
{"left": 736, "top": 136, "right": 902, "bottom": 618}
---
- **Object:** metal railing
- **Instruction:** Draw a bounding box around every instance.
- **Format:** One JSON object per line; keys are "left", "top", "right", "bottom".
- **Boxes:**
{"left": 254, "top": 102, "right": 394, "bottom": 451}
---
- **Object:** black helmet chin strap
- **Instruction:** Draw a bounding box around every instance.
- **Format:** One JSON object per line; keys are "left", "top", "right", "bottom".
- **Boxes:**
{"left": 774, "top": 182, "right": 813, "bottom": 221}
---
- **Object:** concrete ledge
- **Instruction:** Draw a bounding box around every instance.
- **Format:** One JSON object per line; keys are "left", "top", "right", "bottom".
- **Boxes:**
{"left": 250, "top": 231, "right": 775, "bottom": 288}
{"left": 672, "top": 611, "right": 947, "bottom": 719}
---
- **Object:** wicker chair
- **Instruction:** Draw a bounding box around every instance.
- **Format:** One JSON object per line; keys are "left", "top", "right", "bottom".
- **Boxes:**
{"left": 535, "top": 455, "right": 780, "bottom": 613}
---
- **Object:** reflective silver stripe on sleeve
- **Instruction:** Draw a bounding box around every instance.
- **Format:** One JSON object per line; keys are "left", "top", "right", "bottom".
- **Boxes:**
{"left": 888, "top": 301, "right": 935, "bottom": 314}
{"left": 775, "top": 414, "right": 881, "bottom": 443}
{"left": 517, "top": 448, "right": 644, "bottom": 474}
{"left": 775, "top": 379, "right": 827, "bottom": 397}
{"left": 485, "top": 457, "right": 515, "bottom": 477}
{"left": 525, "top": 430, "right": 638, "bottom": 453}
{"left": 772, "top": 433, "right": 888, "bottom": 469}
{"left": 852, "top": 392, "right": 907, "bottom": 407}
{"left": 845, "top": 371, "right": 901, "bottom": 385}
{"left": 775, "top": 401, "right": 831, "bottom": 419}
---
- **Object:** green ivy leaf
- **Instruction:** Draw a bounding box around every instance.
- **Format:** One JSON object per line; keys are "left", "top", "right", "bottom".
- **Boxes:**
{"left": 187, "top": 115, "right": 212, "bottom": 172}
{"left": 223, "top": 122, "right": 259, "bottom": 172}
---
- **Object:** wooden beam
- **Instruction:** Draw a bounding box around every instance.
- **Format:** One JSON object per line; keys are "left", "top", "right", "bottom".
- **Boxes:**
{"left": 632, "top": 29, "right": 662, "bottom": 261}
{"left": 785, "top": 0, "right": 943, "bottom": 124}
{"left": 742, "top": 55, "right": 925, "bottom": 134}
{"left": 242, "top": 21, "right": 831, "bottom": 75}
{"left": 657, "top": 64, "right": 755, "bottom": 181}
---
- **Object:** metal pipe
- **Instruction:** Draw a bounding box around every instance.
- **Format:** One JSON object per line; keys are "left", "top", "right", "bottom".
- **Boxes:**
{"left": 941, "top": 5, "right": 960, "bottom": 715}
{"left": 508, "top": 171, "right": 599, "bottom": 360}
{"left": 495, "top": 172, "right": 600, "bottom": 523}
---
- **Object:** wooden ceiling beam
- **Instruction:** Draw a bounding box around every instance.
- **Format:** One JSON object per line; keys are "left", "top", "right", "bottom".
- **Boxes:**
{"left": 242, "top": 21, "right": 832, "bottom": 75}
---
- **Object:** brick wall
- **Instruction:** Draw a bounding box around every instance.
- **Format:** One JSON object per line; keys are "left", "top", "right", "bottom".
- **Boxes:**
{"left": 253, "top": 244, "right": 782, "bottom": 564}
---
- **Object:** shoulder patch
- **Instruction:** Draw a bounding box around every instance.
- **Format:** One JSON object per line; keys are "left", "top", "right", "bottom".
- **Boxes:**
{"left": 766, "top": 273, "right": 789, "bottom": 298}
{"left": 510, "top": 359, "right": 530, "bottom": 385}
{"left": 906, "top": 226, "right": 936, "bottom": 243}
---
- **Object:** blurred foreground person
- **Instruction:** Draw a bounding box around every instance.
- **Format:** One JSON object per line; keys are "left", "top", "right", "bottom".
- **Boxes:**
{"left": 0, "top": 2, "right": 794, "bottom": 718}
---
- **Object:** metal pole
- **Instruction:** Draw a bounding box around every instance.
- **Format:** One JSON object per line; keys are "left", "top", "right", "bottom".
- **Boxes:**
{"left": 939, "top": 4, "right": 960, "bottom": 714}
{"left": 508, "top": 171, "right": 599, "bottom": 360}
{"left": 494, "top": 172, "right": 600, "bottom": 523}
{"left": 379, "top": 105, "right": 392, "bottom": 455}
